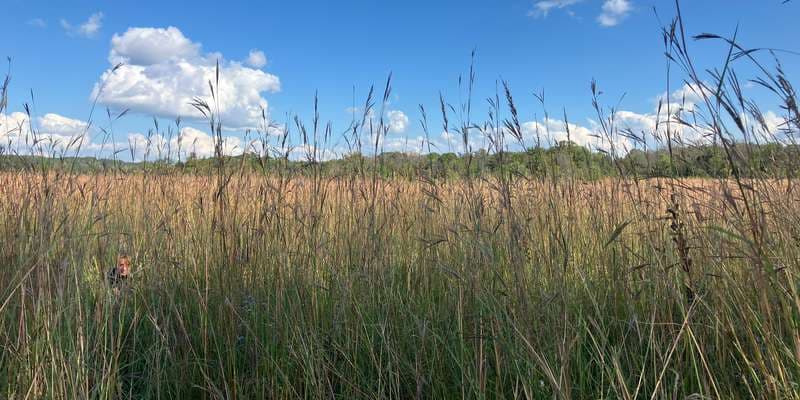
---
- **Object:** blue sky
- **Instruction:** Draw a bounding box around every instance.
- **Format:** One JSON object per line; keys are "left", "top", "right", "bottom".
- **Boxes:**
{"left": 1, "top": 0, "right": 798, "bottom": 160}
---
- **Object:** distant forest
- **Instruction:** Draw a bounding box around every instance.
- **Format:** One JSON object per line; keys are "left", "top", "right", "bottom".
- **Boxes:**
{"left": 2, "top": 141, "right": 799, "bottom": 179}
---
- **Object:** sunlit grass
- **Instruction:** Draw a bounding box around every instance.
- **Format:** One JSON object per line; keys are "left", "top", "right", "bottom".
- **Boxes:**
{"left": 1, "top": 2, "right": 800, "bottom": 398}
{"left": 1, "top": 172, "right": 798, "bottom": 398}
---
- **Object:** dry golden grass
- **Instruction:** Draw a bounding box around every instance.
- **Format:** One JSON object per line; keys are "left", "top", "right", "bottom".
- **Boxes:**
{"left": 0, "top": 164, "right": 799, "bottom": 400}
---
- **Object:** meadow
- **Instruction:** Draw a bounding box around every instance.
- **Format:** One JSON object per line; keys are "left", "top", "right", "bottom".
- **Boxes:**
{"left": 2, "top": 4, "right": 800, "bottom": 399}
{"left": 1, "top": 170, "right": 799, "bottom": 398}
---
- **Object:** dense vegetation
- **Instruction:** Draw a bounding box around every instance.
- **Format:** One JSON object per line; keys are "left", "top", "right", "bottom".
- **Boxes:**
{"left": 4, "top": 141, "right": 800, "bottom": 180}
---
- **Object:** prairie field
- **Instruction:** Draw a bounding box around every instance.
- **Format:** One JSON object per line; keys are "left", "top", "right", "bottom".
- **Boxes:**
{"left": 1, "top": 170, "right": 799, "bottom": 398}
{"left": 2, "top": 2, "right": 800, "bottom": 398}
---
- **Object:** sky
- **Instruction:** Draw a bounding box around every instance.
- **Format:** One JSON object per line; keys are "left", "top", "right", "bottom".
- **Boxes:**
{"left": 0, "top": 0, "right": 798, "bottom": 160}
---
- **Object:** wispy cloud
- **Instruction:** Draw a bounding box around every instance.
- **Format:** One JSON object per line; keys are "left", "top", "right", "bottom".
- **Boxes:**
{"left": 61, "top": 12, "right": 104, "bottom": 38}
{"left": 528, "top": 0, "right": 584, "bottom": 18}
{"left": 27, "top": 18, "right": 47, "bottom": 28}
{"left": 597, "top": 0, "right": 632, "bottom": 27}
{"left": 529, "top": 0, "right": 633, "bottom": 27}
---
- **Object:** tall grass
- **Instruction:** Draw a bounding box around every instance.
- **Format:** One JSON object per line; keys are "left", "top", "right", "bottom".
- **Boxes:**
{"left": 1, "top": 2, "right": 799, "bottom": 398}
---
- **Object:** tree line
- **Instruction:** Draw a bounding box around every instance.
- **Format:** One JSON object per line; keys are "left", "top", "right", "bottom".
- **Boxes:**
{"left": 2, "top": 141, "right": 799, "bottom": 179}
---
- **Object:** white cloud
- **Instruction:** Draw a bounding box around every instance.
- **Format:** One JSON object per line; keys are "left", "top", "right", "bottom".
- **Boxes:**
{"left": 437, "top": 129, "right": 490, "bottom": 154}
{"left": 387, "top": 110, "right": 409, "bottom": 134}
{"left": 108, "top": 26, "right": 198, "bottom": 65}
{"left": 606, "top": 82, "right": 763, "bottom": 147}
{"left": 597, "top": 0, "right": 632, "bottom": 27}
{"left": 0, "top": 112, "right": 106, "bottom": 155}
{"left": 38, "top": 113, "right": 88, "bottom": 136}
{"left": 522, "top": 117, "right": 629, "bottom": 152}
{"left": 383, "top": 136, "right": 428, "bottom": 154}
{"left": 289, "top": 143, "right": 340, "bottom": 162}
{"left": 80, "top": 12, "right": 104, "bottom": 37}
{"left": 245, "top": 49, "right": 267, "bottom": 68}
{"left": 667, "top": 82, "right": 714, "bottom": 108}
{"left": 92, "top": 26, "right": 280, "bottom": 130}
{"left": 347, "top": 107, "right": 409, "bottom": 134}
{"left": 1, "top": 111, "right": 289, "bottom": 162}
{"left": 529, "top": 0, "right": 584, "bottom": 17}
{"left": 611, "top": 109, "right": 706, "bottom": 147}
{"left": 441, "top": 130, "right": 458, "bottom": 141}
{"left": 612, "top": 105, "right": 799, "bottom": 148}
{"left": 178, "top": 126, "right": 242, "bottom": 158}
{"left": 126, "top": 126, "right": 243, "bottom": 161}
{"left": 761, "top": 111, "right": 787, "bottom": 134}
{"left": 0, "top": 112, "right": 30, "bottom": 144}
{"left": 530, "top": 0, "right": 633, "bottom": 27}
{"left": 61, "top": 12, "right": 103, "bottom": 38}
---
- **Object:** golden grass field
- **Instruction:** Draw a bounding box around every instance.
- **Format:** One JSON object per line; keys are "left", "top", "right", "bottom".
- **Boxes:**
{"left": 1, "top": 170, "right": 799, "bottom": 398}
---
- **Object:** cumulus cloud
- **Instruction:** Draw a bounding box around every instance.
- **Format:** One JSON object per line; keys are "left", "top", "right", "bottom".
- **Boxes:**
{"left": 382, "top": 136, "right": 429, "bottom": 154}
{"left": 0, "top": 112, "right": 106, "bottom": 155}
{"left": 760, "top": 111, "right": 789, "bottom": 135}
{"left": 61, "top": 12, "right": 103, "bottom": 38}
{"left": 246, "top": 49, "right": 267, "bottom": 68}
{"left": 437, "top": 122, "right": 608, "bottom": 154}
{"left": 666, "top": 82, "right": 714, "bottom": 108}
{"left": 606, "top": 86, "right": 712, "bottom": 147}
{"left": 346, "top": 107, "right": 409, "bottom": 134}
{"left": 38, "top": 113, "right": 89, "bottom": 136}
{"left": 436, "top": 128, "right": 492, "bottom": 154}
{"left": 597, "top": 0, "right": 632, "bottom": 27}
{"left": 612, "top": 106, "right": 799, "bottom": 148}
{"left": 289, "top": 143, "right": 340, "bottom": 162}
{"left": 126, "top": 126, "right": 244, "bottom": 161}
{"left": 386, "top": 110, "right": 409, "bottom": 134}
{"left": 179, "top": 126, "right": 242, "bottom": 157}
{"left": 521, "top": 117, "right": 630, "bottom": 153}
{"left": 108, "top": 26, "right": 199, "bottom": 65}
{"left": 2, "top": 111, "right": 286, "bottom": 161}
{"left": 514, "top": 88, "right": 796, "bottom": 153}
{"left": 0, "top": 112, "right": 259, "bottom": 161}
{"left": 603, "top": 82, "right": 798, "bottom": 148}
{"left": 92, "top": 26, "right": 280, "bottom": 130}
{"left": 0, "top": 112, "right": 30, "bottom": 143}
